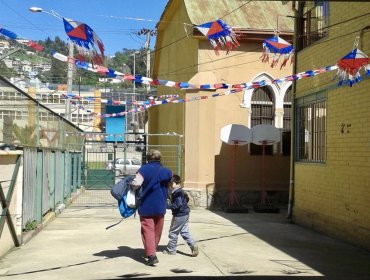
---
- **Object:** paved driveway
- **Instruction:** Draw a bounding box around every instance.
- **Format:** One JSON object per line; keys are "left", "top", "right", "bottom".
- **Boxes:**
{"left": 1, "top": 191, "right": 370, "bottom": 280}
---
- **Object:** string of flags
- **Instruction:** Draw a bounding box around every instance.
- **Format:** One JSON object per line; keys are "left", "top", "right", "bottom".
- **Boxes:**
{"left": 1, "top": 24, "right": 369, "bottom": 117}
{"left": 64, "top": 65, "right": 339, "bottom": 119}
{"left": 64, "top": 132, "right": 165, "bottom": 140}
{"left": 50, "top": 50, "right": 339, "bottom": 91}
{"left": 62, "top": 92, "right": 179, "bottom": 104}
{"left": 0, "top": 27, "right": 44, "bottom": 52}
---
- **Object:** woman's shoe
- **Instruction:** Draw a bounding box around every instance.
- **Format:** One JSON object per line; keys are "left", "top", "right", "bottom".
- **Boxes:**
{"left": 145, "top": 255, "right": 159, "bottom": 266}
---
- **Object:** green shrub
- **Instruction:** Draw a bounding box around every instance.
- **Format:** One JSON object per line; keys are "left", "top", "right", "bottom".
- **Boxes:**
{"left": 24, "top": 220, "right": 38, "bottom": 232}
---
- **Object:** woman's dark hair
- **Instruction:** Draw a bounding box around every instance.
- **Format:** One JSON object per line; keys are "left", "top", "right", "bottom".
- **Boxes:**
{"left": 171, "top": 174, "right": 181, "bottom": 184}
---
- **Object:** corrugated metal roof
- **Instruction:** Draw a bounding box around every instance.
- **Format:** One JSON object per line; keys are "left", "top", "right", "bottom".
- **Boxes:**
{"left": 184, "top": 0, "right": 294, "bottom": 33}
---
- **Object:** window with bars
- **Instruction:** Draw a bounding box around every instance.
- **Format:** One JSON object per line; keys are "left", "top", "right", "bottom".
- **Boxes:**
{"left": 302, "top": 1, "right": 329, "bottom": 48}
{"left": 250, "top": 86, "right": 274, "bottom": 155}
{"left": 282, "top": 88, "right": 292, "bottom": 156}
{"left": 296, "top": 92, "right": 326, "bottom": 162}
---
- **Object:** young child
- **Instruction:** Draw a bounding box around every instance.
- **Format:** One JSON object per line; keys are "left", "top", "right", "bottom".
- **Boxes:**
{"left": 163, "top": 174, "right": 198, "bottom": 257}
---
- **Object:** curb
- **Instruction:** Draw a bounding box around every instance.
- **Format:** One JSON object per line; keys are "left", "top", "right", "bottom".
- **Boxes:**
{"left": 21, "top": 188, "right": 85, "bottom": 245}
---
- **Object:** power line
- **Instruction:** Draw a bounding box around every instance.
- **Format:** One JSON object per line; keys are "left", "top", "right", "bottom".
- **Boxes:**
{"left": 136, "top": 1, "right": 255, "bottom": 60}
{"left": 158, "top": 48, "right": 259, "bottom": 77}
{"left": 220, "top": 0, "right": 252, "bottom": 19}
{"left": 142, "top": 6, "right": 370, "bottom": 67}
{"left": 0, "top": 0, "right": 50, "bottom": 38}
{"left": 3, "top": 21, "right": 367, "bottom": 85}
{"left": 3, "top": 9, "right": 369, "bottom": 89}
{"left": 156, "top": 13, "right": 370, "bottom": 78}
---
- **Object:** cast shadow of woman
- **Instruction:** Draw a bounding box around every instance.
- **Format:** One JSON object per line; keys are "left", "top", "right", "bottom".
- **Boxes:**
{"left": 93, "top": 245, "right": 144, "bottom": 263}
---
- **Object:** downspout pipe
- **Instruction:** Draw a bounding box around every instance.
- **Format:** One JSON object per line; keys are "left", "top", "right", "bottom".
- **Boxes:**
{"left": 287, "top": 1, "right": 303, "bottom": 220}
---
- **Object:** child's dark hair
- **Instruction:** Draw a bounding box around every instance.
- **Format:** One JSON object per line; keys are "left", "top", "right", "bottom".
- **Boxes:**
{"left": 171, "top": 174, "right": 181, "bottom": 184}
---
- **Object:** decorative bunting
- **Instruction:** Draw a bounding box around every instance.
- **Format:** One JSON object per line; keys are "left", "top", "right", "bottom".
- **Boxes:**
{"left": 61, "top": 65, "right": 339, "bottom": 120}
{"left": 335, "top": 48, "right": 370, "bottom": 87}
{"left": 52, "top": 51, "right": 68, "bottom": 62}
{"left": 195, "top": 19, "right": 239, "bottom": 55}
{"left": 0, "top": 27, "right": 18, "bottom": 39}
{"left": 27, "top": 41, "right": 44, "bottom": 52}
{"left": 261, "top": 35, "right": 293, "bottom": 69}
{"left": 62, "top": 17, "right": 105, "bottom": 65}
{"left": 2, "top": 26, "right": 370, "bottom": 112}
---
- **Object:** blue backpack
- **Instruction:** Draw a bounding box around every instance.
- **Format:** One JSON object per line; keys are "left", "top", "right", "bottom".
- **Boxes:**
{"left": 106, "top": 167, "right": 163, "bottom": 230}
{"left": 118, "top": 191, "right": 137, "bottom": 218}
{"left": 106, "top": 175, "right": 137, "bottom": 230}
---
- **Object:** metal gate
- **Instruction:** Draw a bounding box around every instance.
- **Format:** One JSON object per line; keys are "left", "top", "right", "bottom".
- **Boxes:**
{"left": 84, "top": 141, "right": 115, "bottom": 189}
{"left": 83, "top": 134, "right": 181, "bottom": 189}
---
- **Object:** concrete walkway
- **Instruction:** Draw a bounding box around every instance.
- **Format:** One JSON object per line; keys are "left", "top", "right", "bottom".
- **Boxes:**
{"left": 1, "top": 191, "right": 370, "bottom": 280}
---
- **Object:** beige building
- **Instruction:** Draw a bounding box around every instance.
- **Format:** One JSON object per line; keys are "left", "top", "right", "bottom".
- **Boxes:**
{"left": 150, "top": 0, "right": 294, "bottom": 208}
{"left": 292, "top": 1, "right": 370, "bottom": 250}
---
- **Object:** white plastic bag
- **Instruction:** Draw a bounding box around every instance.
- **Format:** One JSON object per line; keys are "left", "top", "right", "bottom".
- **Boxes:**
{"left": 126, "top": 188, "right": 137, "bottom": 208}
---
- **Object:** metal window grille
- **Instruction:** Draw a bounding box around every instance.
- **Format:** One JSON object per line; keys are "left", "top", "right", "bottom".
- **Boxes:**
{"left": 251, "top": 87, "right": 274, "bottom": 155}
{"left": 283, "top": 88, "right": 292, "bottom": 130}
{"left": 302, "top": 1, "right": 329, "bottom": 48}
{"left": 282, "top": 88, "right": 292, "bottom": 156}
{"left": 296, "top": 94, "right": 327, "bottom": 162}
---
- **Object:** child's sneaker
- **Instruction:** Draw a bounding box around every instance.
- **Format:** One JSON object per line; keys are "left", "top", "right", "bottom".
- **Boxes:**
{"left": 191, "top": 244, "right": 199, "bottom": 257}
{"left": 162, "top": 249, "right": 176, "bottom": 255}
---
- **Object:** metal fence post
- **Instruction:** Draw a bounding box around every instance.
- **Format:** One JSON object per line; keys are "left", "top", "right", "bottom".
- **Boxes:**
{"left": 36, "top": 151, "right": 43, "bottom": 223}
{"left": 177, "top": 143, "right": 181, "bottom": 177}
{"left": 0, "top": 155, "right": 21, "bottom": 247}
{"left": 77, "top": 152, "right": 81, "bottom": 188}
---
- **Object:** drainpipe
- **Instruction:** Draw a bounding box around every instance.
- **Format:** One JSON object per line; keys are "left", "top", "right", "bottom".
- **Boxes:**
{"left": 287, "top": 1, "right": 303, "bottom": 220}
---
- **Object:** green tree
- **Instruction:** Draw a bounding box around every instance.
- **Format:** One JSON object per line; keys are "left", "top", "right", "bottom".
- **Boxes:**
{"left": 37, "top": 36, "right": 69, "bottom": 84}
{"left": 9, "top": 123, "right": 37, "bottom": 146}
{"left": 0, "top": 60, "right": 16, "bottom": 78}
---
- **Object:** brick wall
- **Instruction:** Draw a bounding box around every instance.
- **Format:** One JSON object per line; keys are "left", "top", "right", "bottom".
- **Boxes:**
{"left": 293, "top": 2, "right": 370, "bottom": 250}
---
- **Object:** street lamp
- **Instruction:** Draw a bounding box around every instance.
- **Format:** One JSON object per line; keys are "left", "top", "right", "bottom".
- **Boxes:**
{"left": 29, "top": 6, "right": 74, "bottom": 122}
{"left": 29, "top": 7, "right": 63, "bottom": 19}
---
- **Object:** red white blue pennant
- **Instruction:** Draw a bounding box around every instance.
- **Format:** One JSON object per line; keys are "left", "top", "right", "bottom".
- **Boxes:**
{"left": 195, "top": 19, "right": 239, "bottom": 55}
{"left": 261, "top": 35, "right": 293, "bottom": 69}
{"left": 63, "top": 17, "right": 105, "bottom": 65}
{"left": 335, "top": 48, "right": 370, "bottom": 87}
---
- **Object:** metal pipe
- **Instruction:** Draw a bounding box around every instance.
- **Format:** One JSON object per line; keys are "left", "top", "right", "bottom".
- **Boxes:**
{"left": 287, "top": 1, "right": 303, "bottom": 220}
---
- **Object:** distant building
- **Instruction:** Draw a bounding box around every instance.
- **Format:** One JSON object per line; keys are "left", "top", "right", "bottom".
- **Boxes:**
{"left": 0, "top": 40, "right": 10, "bottom": 48}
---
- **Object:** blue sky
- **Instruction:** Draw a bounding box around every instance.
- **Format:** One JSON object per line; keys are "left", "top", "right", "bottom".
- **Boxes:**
{"left": 0, "top": 0, "right": 168, "bottom": 55}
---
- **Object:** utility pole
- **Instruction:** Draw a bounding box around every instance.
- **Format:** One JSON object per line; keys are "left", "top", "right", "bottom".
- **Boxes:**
{"left": 145, "top": 32, "right": 151, "bottom": 93}
{"left": 137, "top": 28, "right": 154, "bottom": 94}
{"left": 131, "top": 51, "right": 139, "bottom": 126}
{"left": 77, "top": 75, "right": 81, "bottom": 128}
{"left": 66, "top": 41, "right": 74, "bottom": 121}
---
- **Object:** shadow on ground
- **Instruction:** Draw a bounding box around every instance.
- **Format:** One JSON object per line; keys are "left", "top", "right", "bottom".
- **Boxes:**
{"left": 208, "top": 209, "right": 370, "bottom": 280}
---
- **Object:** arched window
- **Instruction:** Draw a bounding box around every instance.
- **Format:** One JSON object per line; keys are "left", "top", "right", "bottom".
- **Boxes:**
{"left": 250, "top": 86, "right": 274, "bottom": 155}
{"left": 251, "top": 86, "right": 274, "bottom": 127}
